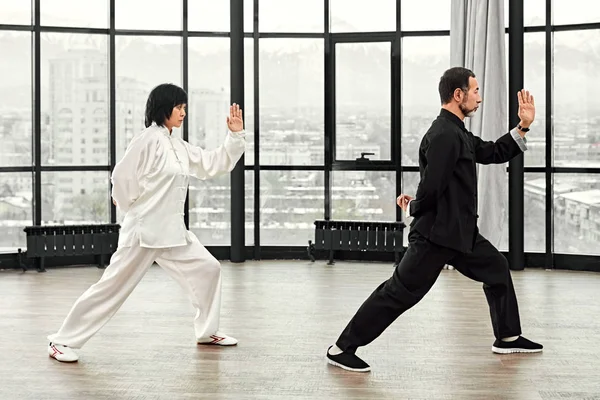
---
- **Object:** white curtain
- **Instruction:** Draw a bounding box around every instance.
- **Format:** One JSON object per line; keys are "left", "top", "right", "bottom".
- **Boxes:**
{"left": 450, "top": 0, "right": 508, "bottom": 248}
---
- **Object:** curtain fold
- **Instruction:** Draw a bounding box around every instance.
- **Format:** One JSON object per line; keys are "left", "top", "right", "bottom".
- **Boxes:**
{"left": 450, "top": 0, "right": 508, "bottom": 248}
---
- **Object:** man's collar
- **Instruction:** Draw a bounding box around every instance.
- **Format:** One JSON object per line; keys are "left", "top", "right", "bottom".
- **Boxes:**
{"left": 439, "top": 108, "right": 467, "bottom": 131}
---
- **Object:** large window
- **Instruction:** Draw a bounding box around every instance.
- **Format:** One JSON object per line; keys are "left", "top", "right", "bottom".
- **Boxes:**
{"left": 0, "top": 31, "right": 32, "bottom": 167}
{"left": 42, "top": 172, "right": 109, "bottom": 224}
{"left": 335, "top": 42, "right": 391, "bottom": 161}
{"left": 259, "top": 39, "right": 324, "bottom": 166}
{"left": 259, "top": 170, "right": 324, "bottom": 246}
{"left": 332, "top": 171, "right": 396, "bottom": 221}
{"left": 41, "top": 33, "right": 109, "bottom": 166}
{"left": 551, "top": 18, "right": 600, "bottom": 257}
{"left": 3, "top": 0, "right": 599, "bottom": 269}
{"left": 553, "top": 174, "right": 600, "bottom": 255}
{"left": 553, "top": 30, "right": 600, "bottom": 168}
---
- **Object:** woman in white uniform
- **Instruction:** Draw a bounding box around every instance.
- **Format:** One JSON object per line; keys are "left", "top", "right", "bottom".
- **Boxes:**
{"left": 47, "top": 83, "right": 246, "bottom": 362}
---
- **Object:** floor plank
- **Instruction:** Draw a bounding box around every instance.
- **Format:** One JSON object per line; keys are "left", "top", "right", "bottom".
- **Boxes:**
{"left": 1, "top": 261, "right": 599, "bottom": 399}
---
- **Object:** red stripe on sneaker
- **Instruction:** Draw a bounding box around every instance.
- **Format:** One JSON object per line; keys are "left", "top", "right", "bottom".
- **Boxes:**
{"left": 209, "top": 335, "right": 225, "bottom": 344}
{"left": 50, "top": 344, "right": 63, "bottom": 357}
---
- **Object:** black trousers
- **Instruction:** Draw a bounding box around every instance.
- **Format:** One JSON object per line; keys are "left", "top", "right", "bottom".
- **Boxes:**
{"left": 335, "top": 229, "right": 522, "bottom": 353}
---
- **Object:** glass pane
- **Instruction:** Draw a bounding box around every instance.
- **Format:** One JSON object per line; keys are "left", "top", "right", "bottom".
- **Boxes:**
{"left": 259, "top": 39, "right": 324, "bottom": 165}
{"left": 245, "top": 170, "right": 254, "bottom": 246}
{"left": 401, "top": 172, "right": 420, "bottom": 246}
{"left": 524, "top": 173, "right": 546, "bottom": 252}
{"left": 554, "top": 0, "right": 600, "bottom": 25}
{"left": 402, "top": 0, "right": 449, "bottom": 31}
{"left": 189, "top": 0, "right": 229, "bottom": 32}
{"left": 116, "top": 0, "right": 182, "bottom": 30}
{"left": 0, "top": 172, "right": 32, "bottom": 251}
{"left": 260, "top": 170, "right": 324, "bottom": 245}
{"left": 41, "top": 0, "right": 108, "bottom": 28}
{"left": 0, "top": 31, "right": 32, "bottom": 166}
{"left": 189, "top": 174, "right": 230, "bottom": 245}
{"left": 42, "top": 172, "right": 109, "bottom": 224}
{"left": 330, "top": 0, "right": 395, "bottom": 32}
{"left": 259, "top": 0, "right": 323, "bottom": 32}
{"left": 332, "top": 171, "right": 396, "bottom": 220}
{"left": 553, "top": 30, "right": 600, "bottom": 168}
{"left": 188, "top": 38, "right": 230, "bottom": 150}
{"left": 335, "top": 42, "right": 390, "bottom": 161}
{"left": 0, "top": 0, "right": 31, "bottom": 24}
{"left": 245, "top": 38, "right": 254, "bottom": 165}
{"left": 188, "top": 38, "right": 230, "bottom": 245}
{"left": 524, "top": 32, "right": 545, "bottom": 167}
{"left": 554, "top": 174, "right": 600, "bottom": 255}
{"left": 245, "top": 0, "right": 253, "bottom": 32}
{"left": 525, "top": 0, "right": 546, "bottom": 26}
{"left": 504, "top": 0, "right": 546, "bottom": 27}
{"left": 41, "top": 33, "right": 109, "bottom": 166}
{"left": 401, "top": 36, "right": 450, "bottom": 166}
{"left": 115, "top": 36, "right": 182, "bottom": 162}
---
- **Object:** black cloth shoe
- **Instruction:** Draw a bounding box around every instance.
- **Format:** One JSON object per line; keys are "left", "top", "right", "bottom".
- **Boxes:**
{"left": 326, "top": 346, "right": 371, "bottom": 372}
{"left": 492, "top": 336, "right": 543, "bottom": 354}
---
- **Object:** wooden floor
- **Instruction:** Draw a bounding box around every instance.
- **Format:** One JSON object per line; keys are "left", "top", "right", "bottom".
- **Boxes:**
{"left": 1, "top": 261, "right": 600, "bottom": 399}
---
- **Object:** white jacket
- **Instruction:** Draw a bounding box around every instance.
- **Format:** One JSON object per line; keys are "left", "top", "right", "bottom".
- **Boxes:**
{"left": 111, "top": 123, "right": 245, "bottom": 248}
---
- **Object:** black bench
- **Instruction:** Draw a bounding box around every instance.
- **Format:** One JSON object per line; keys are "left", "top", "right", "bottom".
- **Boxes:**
{"left": 307, "top": 220, "right": 406, "bottom": 266}
{"left": 23, "top": 224, "right": 121, "bottom": 272}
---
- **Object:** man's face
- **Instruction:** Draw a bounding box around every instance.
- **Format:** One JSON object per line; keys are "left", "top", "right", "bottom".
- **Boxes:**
{"left": 458, "top": 76, "right": 482, "bottom": 117}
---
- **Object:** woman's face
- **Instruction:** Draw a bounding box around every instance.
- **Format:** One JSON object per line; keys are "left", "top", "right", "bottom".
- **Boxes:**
{"left": 165, "top": 104, "right": 187, "bottom": 130}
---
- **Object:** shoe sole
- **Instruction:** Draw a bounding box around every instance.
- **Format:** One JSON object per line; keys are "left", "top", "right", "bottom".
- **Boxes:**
{"left": 49, "top": 354, "right": 78, "bottom": 363}
{"left": 327, "top": 358, "right": 371, "bottom": 372}
{"left": 197, "top": 342, "right": 238, "bottom": 346}
{"left": 492, "top": 346, "right": 543, "bottom": 354}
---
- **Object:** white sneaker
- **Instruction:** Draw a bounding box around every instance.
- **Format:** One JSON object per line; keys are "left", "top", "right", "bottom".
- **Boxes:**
{"left": 197, "top": 332, "right": 238, "bottom": 346}
{"left": 48, "top": 342, "right": 79, "bottom": 362}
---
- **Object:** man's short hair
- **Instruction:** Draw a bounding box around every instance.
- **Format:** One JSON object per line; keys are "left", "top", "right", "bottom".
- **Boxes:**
{"left": 438, "top": 67, "right": 476, "bottom": 104}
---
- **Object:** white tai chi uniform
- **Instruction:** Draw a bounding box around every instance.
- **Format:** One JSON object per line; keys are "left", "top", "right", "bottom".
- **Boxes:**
{"left": 48, "top": 123, "right": 245, "bottom": 349}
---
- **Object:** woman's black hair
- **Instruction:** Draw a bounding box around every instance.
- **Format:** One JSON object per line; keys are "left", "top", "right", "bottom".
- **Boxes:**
{"left": 144, "top": 83, "right": 188, "bottom": 128}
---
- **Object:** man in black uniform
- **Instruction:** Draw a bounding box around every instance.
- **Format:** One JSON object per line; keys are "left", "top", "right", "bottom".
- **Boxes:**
{"left": 326, "top": 67, "right": 543, "bottom": 372}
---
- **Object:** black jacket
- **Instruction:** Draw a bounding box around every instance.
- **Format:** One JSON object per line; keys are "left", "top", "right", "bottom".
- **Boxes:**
{"left": 409, "top": 109, "right": 525, "bottom": 253}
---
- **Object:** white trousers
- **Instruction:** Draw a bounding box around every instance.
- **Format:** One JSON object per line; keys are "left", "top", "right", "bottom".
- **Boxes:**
{"left": 48, "top": 232, "right": 222, "bottom": 349}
